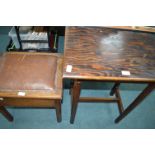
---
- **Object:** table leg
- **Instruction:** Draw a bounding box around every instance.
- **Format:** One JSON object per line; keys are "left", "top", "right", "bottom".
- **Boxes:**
{"left": 55, "top": 100, "right": 62, "bottom": 122}
{"left": 110, "top": 83, "right": 120, "bottom": 96}
{"left": 69, "top": 80, "right": 74, "bottom": 95}
{"left": 70, "top": 80, "right": 81, "bottom": 124}
{"left": 0, "top": 106, "right": 13, "bottom": 122}
{"left": 115, "top": 87, "right": 124, "bottom": 114}
{"left": 115, "top": 83, "right": 155, "bottom": 123}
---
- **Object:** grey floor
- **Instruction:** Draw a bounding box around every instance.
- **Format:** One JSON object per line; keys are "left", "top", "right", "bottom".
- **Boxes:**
{"left": 0, "top": 26, "right": 155, "bottom": 129}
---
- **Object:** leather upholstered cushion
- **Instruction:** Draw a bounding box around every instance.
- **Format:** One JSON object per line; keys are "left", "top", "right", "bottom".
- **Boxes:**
{"left": 0, "top": 53, "right": 57, "bottom": 91}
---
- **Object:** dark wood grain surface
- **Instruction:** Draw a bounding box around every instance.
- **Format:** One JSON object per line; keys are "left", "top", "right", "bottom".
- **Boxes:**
{"left": 105, "top": 26, "right": 155, "bottom": 33}
{"left": 63, "top": 27, "right": 155, "bottom": 82}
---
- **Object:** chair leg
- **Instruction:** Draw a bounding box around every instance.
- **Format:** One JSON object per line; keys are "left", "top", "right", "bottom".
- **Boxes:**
{"left": 55, "top": 100, "right": 62, "bottom": 122}
{"left": 70, "top": 80, "right": 81, "bottom": 124}
{"left": 0, "top": 106, "right": 13, "bottom": 122}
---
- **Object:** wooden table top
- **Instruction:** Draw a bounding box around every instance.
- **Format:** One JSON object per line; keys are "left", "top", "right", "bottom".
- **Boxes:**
{"left": 63, "top": 27, "right": 155, "bottom": 83}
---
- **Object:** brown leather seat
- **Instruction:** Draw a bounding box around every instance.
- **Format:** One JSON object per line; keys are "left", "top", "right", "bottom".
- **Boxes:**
{"left": 0, "top": 53, "right": 57, "bottom": 91}
{"left": 0, "top": 52, "right": 63, "bottom": 123}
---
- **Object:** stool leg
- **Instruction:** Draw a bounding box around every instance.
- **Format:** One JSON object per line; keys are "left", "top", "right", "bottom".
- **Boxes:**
{"left": 55, "top": 100, "right": 62, "bottom": 122}
{"left": 0, "top": 106, "right": 13, "bottom": 122}
{"left": 70, "top": 80, "right": 81, "bottom": 124}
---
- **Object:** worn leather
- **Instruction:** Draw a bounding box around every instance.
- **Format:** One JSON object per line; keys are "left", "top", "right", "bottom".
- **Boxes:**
{"left": 0, "top": 53, "right": 57, "bottom": 91}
